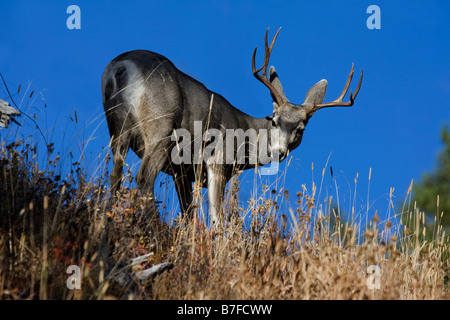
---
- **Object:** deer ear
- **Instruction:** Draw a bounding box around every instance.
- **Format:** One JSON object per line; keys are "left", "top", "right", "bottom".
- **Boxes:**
{"left": 303, "top": 79, "right": 327, "bottom": 107}
{"left": 269, "top": 66, "right": 289, "bottom": 111}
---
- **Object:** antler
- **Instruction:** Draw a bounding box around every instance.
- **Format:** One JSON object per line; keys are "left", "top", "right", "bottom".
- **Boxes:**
{"left": 306, "top": 64, "right": 363, "bottom": 116}
{"left": 252, "top": 27, "right": 285, "bottom": 108}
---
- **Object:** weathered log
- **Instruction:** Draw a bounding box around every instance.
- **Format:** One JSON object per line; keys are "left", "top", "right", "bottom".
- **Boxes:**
{"left": 134, "top": 262, "right": 174, "bottom": 281}
{"left": 107, "top": 253, "right": 173, "bottom": 292}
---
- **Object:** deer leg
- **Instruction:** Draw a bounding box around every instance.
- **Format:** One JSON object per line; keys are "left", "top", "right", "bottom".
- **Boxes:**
{"left": 136, "top": 153, "right": 164, "bottom": 206}
{"left": 110, "top": 134, "right": 130, "bottom": 202}
{"left": 206, "top": 162, "right": 226, "bottom": 227}
{"left": 173, "top": 171, "right": 193, "bottom": 219}
{"left": 135, "top": 132, "right": 173, "bottom": 211}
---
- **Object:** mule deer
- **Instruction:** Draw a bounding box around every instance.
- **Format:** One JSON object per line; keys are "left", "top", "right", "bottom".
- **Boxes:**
{"left": 102, "top": 28, "right": 362, "bottom": 224}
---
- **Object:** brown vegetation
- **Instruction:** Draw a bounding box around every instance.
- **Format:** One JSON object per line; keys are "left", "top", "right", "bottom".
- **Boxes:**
{"left": 0, "top": 139, "right": 448, "bottom": 300}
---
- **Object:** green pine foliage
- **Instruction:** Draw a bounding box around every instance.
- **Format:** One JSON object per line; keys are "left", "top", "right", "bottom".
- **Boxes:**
{"left": 414, "top": 126, "right": 450, "bottom": 225}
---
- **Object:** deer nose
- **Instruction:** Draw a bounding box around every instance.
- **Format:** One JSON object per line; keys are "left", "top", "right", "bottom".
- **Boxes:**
{"left": 274, "top": 150, "right": 287, "bottom": 161}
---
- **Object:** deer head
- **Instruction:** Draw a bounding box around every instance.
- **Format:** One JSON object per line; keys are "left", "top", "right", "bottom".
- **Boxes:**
{"left": 252, "top": 28, "right": 363, "bottom": 161}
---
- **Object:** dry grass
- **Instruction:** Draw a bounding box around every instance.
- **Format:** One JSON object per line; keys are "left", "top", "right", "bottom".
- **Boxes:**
{"left": 0, "top": 136, "right": 449, "bottom": 300}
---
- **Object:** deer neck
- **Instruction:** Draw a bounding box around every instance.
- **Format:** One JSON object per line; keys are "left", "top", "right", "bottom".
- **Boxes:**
{"left": 234, "top": 113, "right": 276, "bottom": 169}
{"left": 240, "top": 113, "right": 273, "bottom": 132}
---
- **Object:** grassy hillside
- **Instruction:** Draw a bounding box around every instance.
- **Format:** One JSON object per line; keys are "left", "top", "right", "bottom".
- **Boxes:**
{"left": 1, "top": 136, "right": 448, "bottom": 300}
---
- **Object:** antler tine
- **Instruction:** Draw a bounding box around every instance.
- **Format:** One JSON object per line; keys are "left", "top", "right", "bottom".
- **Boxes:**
{"left": 306, "top": 64, "right": 363, "bottom": 115}
{"left": 252, "top": 48, "right": 263, "bottom": 75}
{"left": 336, "top": 63, "right": 355, "bottom": 102}
{"left": 262, "top": 27, "right": 281, "bottom": 76}
{"left": 352, "top": 68, "right": 363, "bottom": 100}
{"left": 252, "top": 27, "right": 285, "bottom": 108}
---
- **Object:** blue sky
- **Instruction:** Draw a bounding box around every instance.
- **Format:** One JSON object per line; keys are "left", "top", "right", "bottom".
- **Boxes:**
{"left": 1, "top": 1, "right": 449, "bottom": 225}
